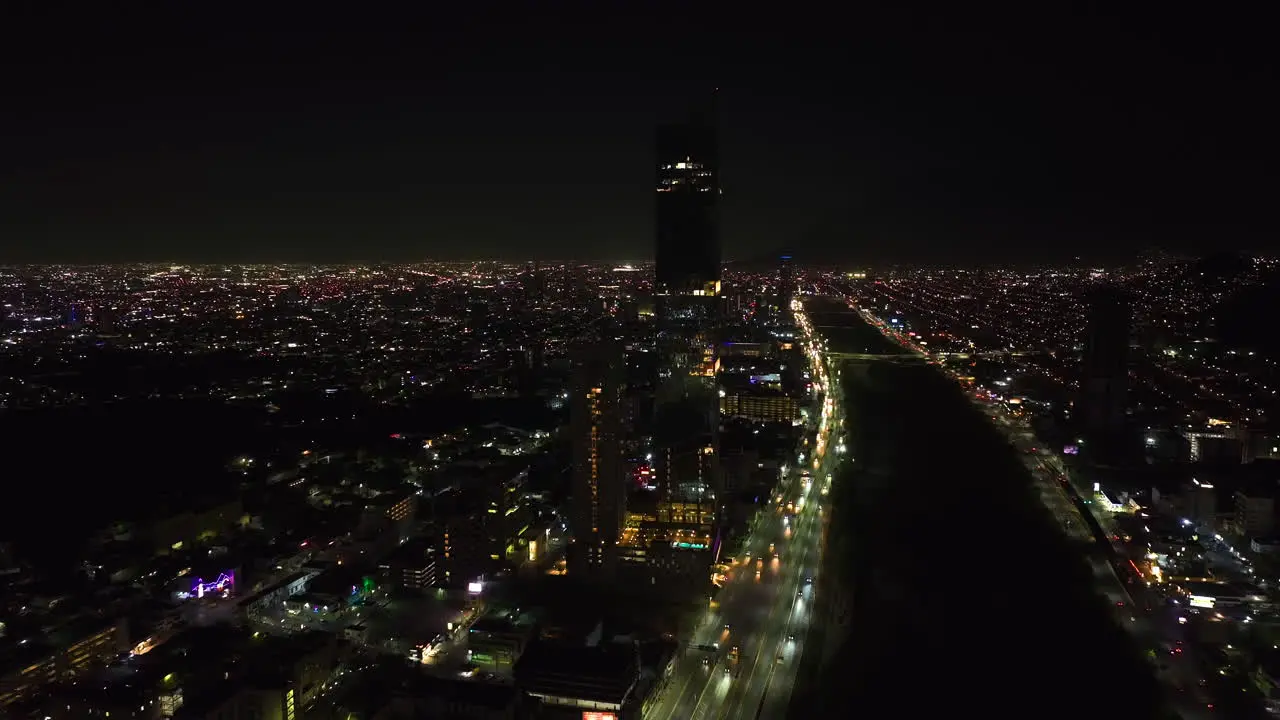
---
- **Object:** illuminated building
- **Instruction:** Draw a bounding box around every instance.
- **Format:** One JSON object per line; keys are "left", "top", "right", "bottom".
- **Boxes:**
{"left": 439, "top": 463, "right": 532, "bottom": 587}
{"left": 652, "top": 393, "right": 719, "bottom": 503}
{"left": 653, "top": 98, "right": 724, "bottom": 400}
{"left": 655, "top": 437, "right": 718, "bottom": 501}
{"left": 283, "top": 592, "right": 350, "bottom": 620}
{"left": 778, "top": 254, "right": 795, "bottom": 309}
{"left": 1184, "top": 427, "right": 1245, "bottom": 464}
{"left": 0, "top": 617, "right": 129, "bottom": 709}
{"left": 190, "top": 632, "right": 337, "bottom": 720}
{"left": 622, "top": 412, "right": 720, "bottom": 590}
{"left": 645, "top": 98, "right": 725, "bottom": 596}
{"left": 468, "top": 614, "right": 536, "bottom": 671}
{"left": 357, "top": 493, "right": 417, "bottom": 542}
{"left": 719, "top": 391, "right": 801, "bottom": 424}
{"left": 385, "top": 494, "right": 416, "bottom": 522}
{"left": 380, "top": 537, "right": 438, "bottom": 591}
{"left": 568, "top": 340, "right": 626, "bottom": 580}
{"left": 719, "top": 341, "right": 772, "bottom": 358}
{"left": 242, "top": 571, "right": 314, "bottom": 622}
{"left": 655, "top": 102, "right": 720, "bottom": 299}
{"left": 618, "top": 493, "right": 716, "bottom": 592}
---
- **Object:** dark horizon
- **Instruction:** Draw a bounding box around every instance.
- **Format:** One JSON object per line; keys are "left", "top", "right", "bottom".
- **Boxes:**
{"left": 2, "top": 6, "right": 1276, "bottom": 265}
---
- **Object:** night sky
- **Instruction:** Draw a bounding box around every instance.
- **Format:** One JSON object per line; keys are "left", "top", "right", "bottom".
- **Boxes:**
{"left": 3, "top": 6, "right": 1275, "bottom": 264}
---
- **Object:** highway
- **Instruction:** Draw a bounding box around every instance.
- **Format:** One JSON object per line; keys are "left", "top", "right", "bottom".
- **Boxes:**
{"left": 944, "top": 335, "right": 1217, "bottom": 718}
{"left": 995, "top": 413, "right": 1217, "bottom": 718}
{"left": 646, "top": 302, "right": 843, "bottom": 720}
{"left": 852, "top": 297, "right": 1223, "bottom": 719}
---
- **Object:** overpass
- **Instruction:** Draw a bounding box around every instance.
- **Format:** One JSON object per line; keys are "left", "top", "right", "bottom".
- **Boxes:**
{"left": 824, "top": 351, "right": 928, "bottom": 362}
{"left": 824, "top": 349, "right": 1047, "bottom": 361}
{"left": 929, "top": 349, "right": 1052, "bottom": 358}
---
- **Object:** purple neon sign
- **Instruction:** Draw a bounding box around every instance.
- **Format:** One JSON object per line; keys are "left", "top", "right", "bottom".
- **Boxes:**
{"left": 191, "top": 571, "right": 235, "bottom": 598}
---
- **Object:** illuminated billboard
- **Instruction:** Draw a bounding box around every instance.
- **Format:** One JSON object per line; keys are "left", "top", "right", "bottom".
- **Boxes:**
{"left": 1188, "top": 595, "right": 1215, "bottom": 609}
{"left": 467, "top": 581, "right": 483, "bottom": 594}
{"left": 175, "top": 571, "right": 235, "bottom": 600}
{"left": 582, "top": 713, "right": 618, "bottom": 720}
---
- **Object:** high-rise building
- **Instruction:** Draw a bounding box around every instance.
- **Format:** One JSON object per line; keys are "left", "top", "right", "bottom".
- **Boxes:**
{"left": 652, "top": 98, "right": 724, "bottom": 393}
{"left": 568, "top": 340, "right": 626, "bottom": 580}
{"left": 1078, "top": 287, "right": 1132, "bottom": 459}
{"left": 641, "top": 99, "right": 724, "bottom": 598}
{"left": 655, "top": 110, "right": 720, "bottom": 299}
{"left": 778, "top": 254, "right": 795, "bottom": 307}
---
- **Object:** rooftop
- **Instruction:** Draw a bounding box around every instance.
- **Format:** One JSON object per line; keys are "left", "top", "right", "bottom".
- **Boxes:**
{"left": 514, "top": 640, "right": 638, "bottom": 705}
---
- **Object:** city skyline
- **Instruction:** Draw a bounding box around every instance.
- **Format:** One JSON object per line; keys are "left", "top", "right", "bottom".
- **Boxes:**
{"left": 3, "top": 5, "right": 1279, "bottom": 718}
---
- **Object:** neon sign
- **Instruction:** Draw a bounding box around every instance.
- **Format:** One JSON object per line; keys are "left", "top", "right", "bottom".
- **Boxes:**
{"left": 185, "top": 571, "right": 235, "bottom": 599}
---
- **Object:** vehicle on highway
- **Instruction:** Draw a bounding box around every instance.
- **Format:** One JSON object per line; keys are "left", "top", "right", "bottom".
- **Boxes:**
{"left": 776, "top": 654, "right": 785, "bottom": 664}
{"left": 804, "top": 576, "right": 813, "bottom": 584}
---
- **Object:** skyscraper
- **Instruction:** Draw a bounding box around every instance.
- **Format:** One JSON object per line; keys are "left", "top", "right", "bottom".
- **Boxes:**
{"left": 778, "top": 254, "right": 795, "bottom": 319}
{"left": 1078, "top": 287, "right": 1132, "bottom": 460}
{"left": 653, "top": 97, "right": 723, "bottom": 390}
{"left": 568, "top": 340, "right": 626, "bottom": 580}
{"left": 655, "top": 107, "right": 720, "bottom": 298}
{"left": 638, "top": 99, "right": 723, "bottom": 596}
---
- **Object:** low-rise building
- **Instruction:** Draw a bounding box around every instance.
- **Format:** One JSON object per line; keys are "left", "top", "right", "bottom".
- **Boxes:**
{"left": 380, "top": 537, "right": 438, "bottom": 592}
{"left": 1235, "top": 482, "right": 1277, "bottom": 538}
{"left": 374, "top": 675, "right": 520, "bottom": 720}
{"left": 174, "top": 632, "right": 338, "bottom": 720}
{"left": 514, "top": 640, "right": 640, "bottom": 719}
{"left": 468, "top": 612, "right": 537, "bottom": 671}
{"left": 0, "top": 616, "right": 129, "bottom": 709}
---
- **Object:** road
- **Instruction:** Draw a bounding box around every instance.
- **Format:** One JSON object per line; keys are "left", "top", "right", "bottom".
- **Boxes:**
{"left": 956, "top": 352, "right": 1217, "bottom": 718}
{"left": 856, "top": 301, "right": 1222, "bottom": 719}
{"left": 645, "top": 303, "right": 842, "bottom": 720}
{"left": 974, "top": 403, "right": 1094, "bottom": 545}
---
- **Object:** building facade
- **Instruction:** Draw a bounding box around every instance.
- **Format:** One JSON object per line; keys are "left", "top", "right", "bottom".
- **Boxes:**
{"left": 1077, "top": 287, "right": 1132, "bottom": 459}
{"left": 568, "top": 341, "right": 626, "bottom": 580}
{"left": 655, "top": 116, "right": 720, "bottom": 299}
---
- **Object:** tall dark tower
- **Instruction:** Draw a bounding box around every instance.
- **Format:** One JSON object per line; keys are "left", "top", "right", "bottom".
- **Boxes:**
{"left": 778, "top": 254, "right": 795, "bottom": 317}
{"left": 1078, "top": 287, "right": 1132, "bottom": 462}
{"left": 568, "top": 340, "right": 626, "bottom": 580}
{"left": 638, "top": 97, "right": 723, "bottom": 598}
{"left": 652, "top": 94, "right": 723, "bottom": 392}
{"left": 655, "top": 95, "right": 721, "bottom": 298}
